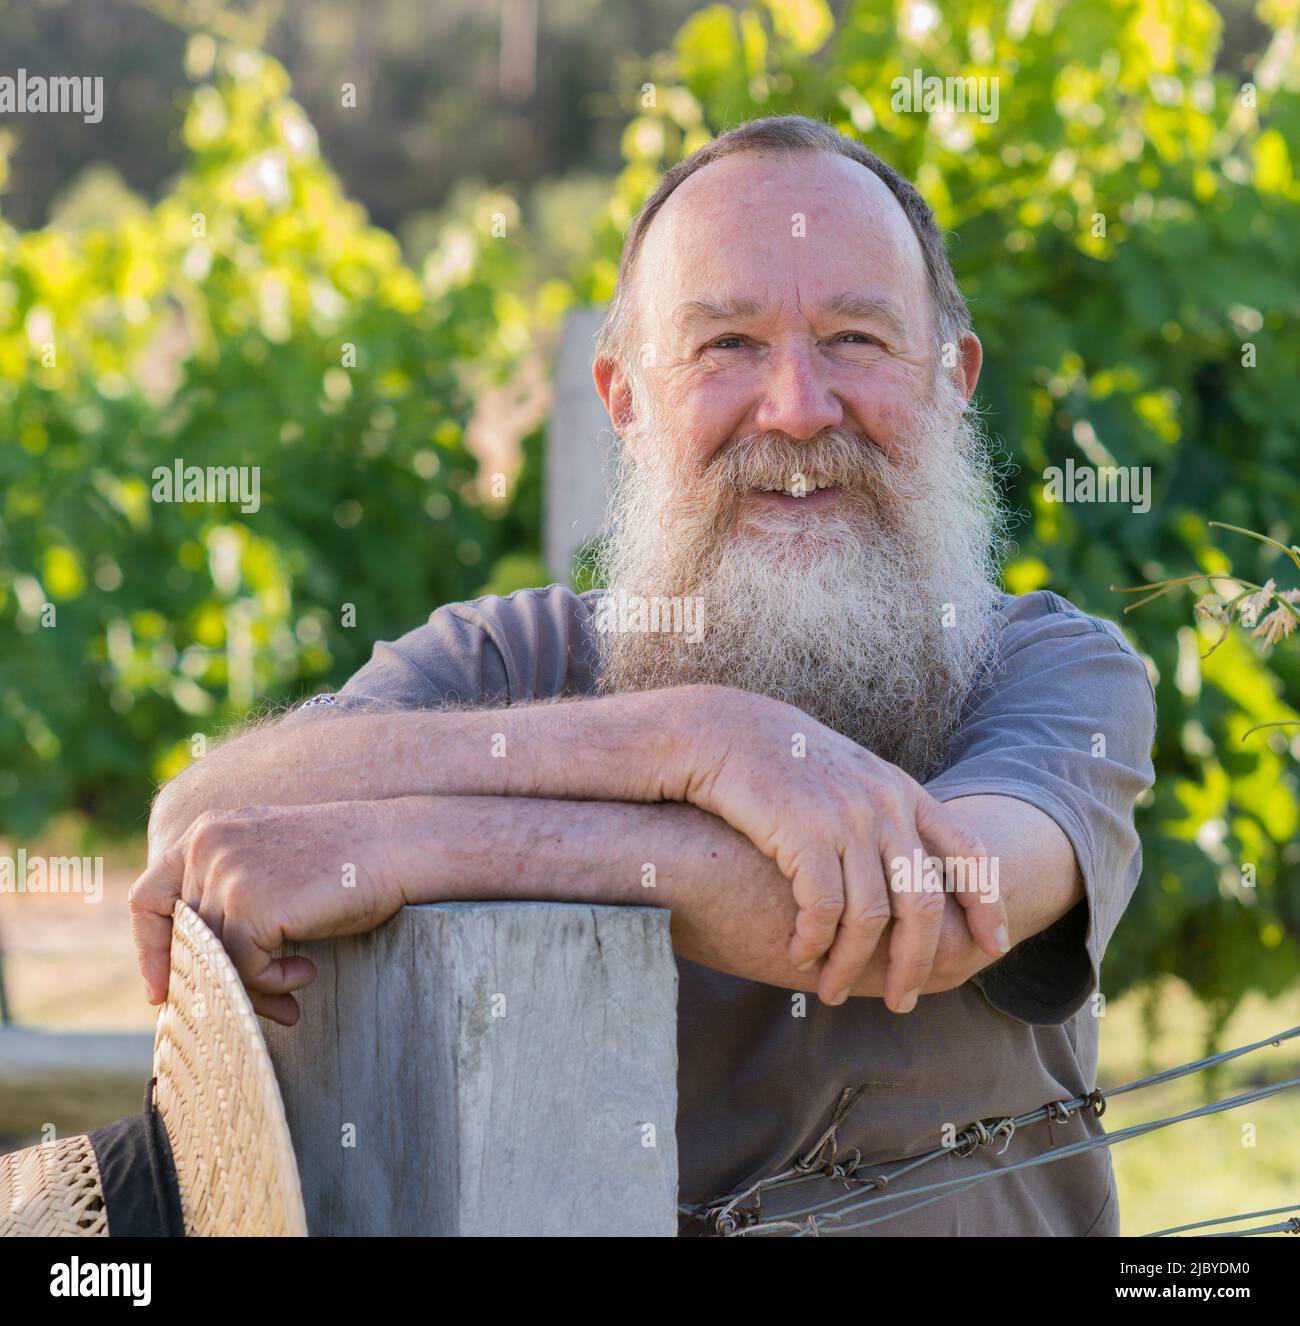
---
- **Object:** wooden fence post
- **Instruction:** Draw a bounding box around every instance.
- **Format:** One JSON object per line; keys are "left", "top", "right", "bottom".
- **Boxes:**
{"left": 545, "top": 305, "right": 614, "bottom": 580}
{"left": 263, "top": 901, "right": 679, "bottom": 1236}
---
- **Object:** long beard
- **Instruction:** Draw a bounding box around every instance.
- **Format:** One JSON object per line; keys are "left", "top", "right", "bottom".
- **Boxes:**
{"left": 590, "top": 390, "right": 1010, "bottom": 783}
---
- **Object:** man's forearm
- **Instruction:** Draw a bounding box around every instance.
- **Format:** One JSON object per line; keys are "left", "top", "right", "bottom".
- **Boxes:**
{"left": 372, "top": 794, "right": 1019, "bottom": 997}
{"left": 149, "top": 690, "right": 701, "bottom": 859}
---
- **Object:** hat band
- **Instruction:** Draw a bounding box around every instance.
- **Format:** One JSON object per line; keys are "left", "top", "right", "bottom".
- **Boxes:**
{"left": 87, "top": 1078, "right": 185, "bottom": 1237}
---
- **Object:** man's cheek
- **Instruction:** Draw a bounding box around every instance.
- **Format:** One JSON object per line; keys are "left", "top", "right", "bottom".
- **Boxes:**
{"left": 851, "top": 388, "right": 925, "bottom": 457}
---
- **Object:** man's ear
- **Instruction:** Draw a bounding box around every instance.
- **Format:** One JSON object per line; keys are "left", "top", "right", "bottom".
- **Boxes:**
{"left": 952, "top": 330, "right": 983, "bottom": 404}
{"left": 593, "top": 355, "right": 636, "bottom": 439}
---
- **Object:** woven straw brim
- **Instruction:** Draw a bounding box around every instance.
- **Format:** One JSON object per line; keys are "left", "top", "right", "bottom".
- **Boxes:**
{"left": 0, "top": 900, "right": 307, "bottom": 1237}
{"left": 153, "top": 900, "right": 307, "bottom": 1236}
{"left": 0, "top": 1133, "right": 110, "bottom": 1237}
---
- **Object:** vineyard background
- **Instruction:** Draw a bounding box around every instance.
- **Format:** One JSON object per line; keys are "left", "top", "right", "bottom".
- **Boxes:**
{"left": 1, "top": 0, "right": 1299, "bottom": 1229}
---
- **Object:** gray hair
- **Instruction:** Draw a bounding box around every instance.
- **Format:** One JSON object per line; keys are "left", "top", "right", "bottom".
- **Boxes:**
{"left": 594, "top": 114, "right": 971, "bottom": 390}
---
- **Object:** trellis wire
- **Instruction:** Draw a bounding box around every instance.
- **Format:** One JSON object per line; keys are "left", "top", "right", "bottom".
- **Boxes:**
{"left": 688, "top": 1023, "right": 1300, "bottom": 1237}
{"left": 1144, "top": 1203, "right": 1300, "bottom": 1237}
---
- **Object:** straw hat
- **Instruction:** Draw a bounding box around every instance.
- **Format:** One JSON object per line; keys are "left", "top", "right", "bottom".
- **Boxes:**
{"left": 0, "top": 900, "right": 307, "bottom": 1237}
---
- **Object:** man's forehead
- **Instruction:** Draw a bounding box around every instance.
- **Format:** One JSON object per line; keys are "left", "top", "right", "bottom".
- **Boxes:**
{"left": 639, "top": 150, "right": 928, "bottom": 320}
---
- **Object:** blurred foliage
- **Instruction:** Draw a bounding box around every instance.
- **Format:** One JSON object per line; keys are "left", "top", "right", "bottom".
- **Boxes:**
{"left": 0, "top": 0, "right": 707, "bottom": 233}
{"left": 0, "top": 40, "right": 545, "bottom": 834}
{"left": 564, "top": 0, "right": 1300, "bottom": 1021}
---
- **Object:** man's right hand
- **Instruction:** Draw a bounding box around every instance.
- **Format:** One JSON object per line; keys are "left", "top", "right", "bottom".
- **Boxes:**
{"left": 665, "top": 685, "right": 1011, "bottom": 1011}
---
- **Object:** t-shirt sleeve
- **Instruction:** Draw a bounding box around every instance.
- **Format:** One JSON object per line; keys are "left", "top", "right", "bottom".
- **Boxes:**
{"left": 923, "top": 592, "right": 1157, "bottom": 1026}
{"left": 281, "top": 584, "right": 598, "bottom": 720}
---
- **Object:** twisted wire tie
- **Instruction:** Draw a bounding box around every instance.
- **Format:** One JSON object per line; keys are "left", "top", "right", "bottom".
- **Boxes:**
{"left": 952, "top": 1116, "right": 1018, "bottom": 1158}
{"left": 794, "top": 1085, "right": 863, "bottom": 1173}
{"left": 826, "top": 1146, "right": 862, "bottom": 1183}
{"left": 711, "top": 1206, "right": 759, "bottom": 1237}
{"left": 952, "top": 1119, "right": 992, "bottom": 1157}
{"left": 1046, "top": 1090, "right": 1106, "bottom": 1124}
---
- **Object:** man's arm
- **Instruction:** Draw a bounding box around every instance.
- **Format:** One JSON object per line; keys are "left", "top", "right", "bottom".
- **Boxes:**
{"left": 130, "top": 790, "right": 1080, "bottom": 1024}
{"left": 394, "top": 793, "right": 1077, "bottom": 997}
{"left": 936, "top": 793, "right": 1084, "bottom": 948}
{"left": 146, "top": 691, "right": 689, "bottom": 860}
{"left": 145, "top": 683, "right": 1026, "bottom": 1009}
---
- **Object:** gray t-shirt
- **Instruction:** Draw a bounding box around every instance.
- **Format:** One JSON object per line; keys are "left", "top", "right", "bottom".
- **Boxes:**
{"left": 288, "top": 584, "right": 1157, "bottom": 1236}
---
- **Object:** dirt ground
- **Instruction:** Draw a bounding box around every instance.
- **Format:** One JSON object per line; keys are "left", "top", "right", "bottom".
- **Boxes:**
{"left": 0, "top": 841, "right": 155, "bottom": 1031}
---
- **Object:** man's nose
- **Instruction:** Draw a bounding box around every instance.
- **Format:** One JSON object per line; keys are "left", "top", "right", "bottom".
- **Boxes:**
{"left": 753, "top": 341, "right": 844, "bottom": 440}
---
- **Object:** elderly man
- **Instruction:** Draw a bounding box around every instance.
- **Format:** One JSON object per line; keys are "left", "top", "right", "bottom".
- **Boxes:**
{"left": 132, "top": 115, "right": 1156, "bottom": 1236}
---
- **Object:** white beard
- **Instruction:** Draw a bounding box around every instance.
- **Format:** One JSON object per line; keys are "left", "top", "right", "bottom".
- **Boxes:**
{"left": 591, "top": 385, "right": 1010, "bottom": 782}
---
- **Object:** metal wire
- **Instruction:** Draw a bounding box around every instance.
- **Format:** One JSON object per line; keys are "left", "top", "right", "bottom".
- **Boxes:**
{"left": 797, "top": 1075, "right": 1300, "bottom": 1235}
{"left": 688, "top": 1022, "right": 1300, "bottom": 1237}
{"left": 1203, "top": 1219, "right": 1300, "bottom": 1237}
{"left": 1145, "top": 1204, "right": 1300, "bottom": 1237}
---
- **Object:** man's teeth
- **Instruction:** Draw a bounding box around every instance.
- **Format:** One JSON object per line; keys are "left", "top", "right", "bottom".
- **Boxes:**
{"left": 755, "top": 478, "right": 833, "bottom": 495}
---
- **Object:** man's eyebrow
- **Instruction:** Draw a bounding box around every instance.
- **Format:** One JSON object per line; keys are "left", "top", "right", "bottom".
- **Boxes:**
{"left": 672, "top": 296, "right": 765, "bottom": 329}
{"left": 824, "top": 293, "right": 909, "bottom": 339}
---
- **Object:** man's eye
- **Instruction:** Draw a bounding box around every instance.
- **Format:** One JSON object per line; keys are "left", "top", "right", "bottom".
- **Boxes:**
{"left": 834, "top": 332, "right": 882, "bottom": 347}
{"left": 707, "top": 336, "right": 746, "bottom": 350}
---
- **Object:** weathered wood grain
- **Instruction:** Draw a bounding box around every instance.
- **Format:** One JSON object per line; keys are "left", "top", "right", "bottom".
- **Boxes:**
{"left": 545, "top": 306, "right": 614, "bottom": 579}
{"left": 264, "top": 901, "right": 678, "bottom": 1236}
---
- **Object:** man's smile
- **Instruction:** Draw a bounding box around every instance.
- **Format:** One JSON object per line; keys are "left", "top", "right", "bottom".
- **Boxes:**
{"left": 745, "top": 484, "right": 843, "bottom": 511}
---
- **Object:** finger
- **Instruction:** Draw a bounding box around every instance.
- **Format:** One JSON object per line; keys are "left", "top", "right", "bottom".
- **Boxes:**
{"left": 248, "top": 990, "right": 300, "bottom": 1026}
{"left": 242, "top": 952, "right": 317, "bottom": 997}
{"left": 915, "top": 797, "right": 1009, "bottom": 960}
{"left": 193, "top": 897, "right": 226, "bottom": 951}
{"left": 222, "top": 924, "right": 316, "bottom": 997}
{"left": 127, "top": 843, "right": 186, "bottom": 1004}
{"left": 817, "top": 840, "right": 889, "bottom": 1005}
{"left": 881, "top": 828, "right": 946, "bottom": 1013}
{"left": 786, "top": 842, "right": 846, "bottom": 970}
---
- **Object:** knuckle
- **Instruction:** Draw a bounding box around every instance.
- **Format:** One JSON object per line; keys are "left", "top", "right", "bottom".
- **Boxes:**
{"left": 843, "top": 900, "right": 890, "bottom": 931}
{"left": 904, "top": 892, "right": 948, "bottom": 923}
{"left": 893, "top": 954, "right": 938, "bottom": 985}
{"left": 803, "top": 807, "right": 842, "bottom": 840}
{"left": 951, "top": 827, "right": 987, "bottom": 859}
{"left": 221, "top": 870, "right": 255, "bottom": 909}
{"left": 185, "top": 809, "right": 229, "bottom": 858}
{"left": 844, "top": 803, "right": 876, "bottom": 836}
{"left": 804, "top": 895, "right": 845, "bottom": 925}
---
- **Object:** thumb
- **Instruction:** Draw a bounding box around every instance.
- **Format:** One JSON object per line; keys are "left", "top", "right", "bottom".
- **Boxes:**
{"left": 128, "top": 837, "right": 187, "bottom": 1004}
